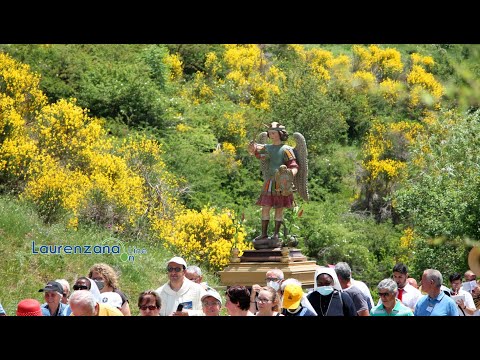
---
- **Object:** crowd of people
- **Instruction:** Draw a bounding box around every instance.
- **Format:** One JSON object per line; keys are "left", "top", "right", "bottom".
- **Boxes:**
{"left": 2, "top": 256, "right": 479, "bottom": 317}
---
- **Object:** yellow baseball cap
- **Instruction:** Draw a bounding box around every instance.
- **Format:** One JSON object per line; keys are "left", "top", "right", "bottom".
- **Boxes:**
{"left": 282, "top": 284, "right": 303, "bottom": 309}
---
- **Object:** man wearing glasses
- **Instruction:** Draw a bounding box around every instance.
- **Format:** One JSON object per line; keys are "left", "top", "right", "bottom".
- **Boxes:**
{"left": 201, "top": 288, "right": 223, "bottom": 316}
{"left": 155, "top": 256, "right": 207, "bottom": 316}
{"left": 249, "top": 268, "right": 284, "bottom": 313}
{"left": 55, "top": 279, "right": 70, "bottom": 305}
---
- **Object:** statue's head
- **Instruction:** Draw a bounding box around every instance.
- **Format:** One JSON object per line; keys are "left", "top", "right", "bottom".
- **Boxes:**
{"left": 266, "top": 122, "right": 289, "bottom": 141}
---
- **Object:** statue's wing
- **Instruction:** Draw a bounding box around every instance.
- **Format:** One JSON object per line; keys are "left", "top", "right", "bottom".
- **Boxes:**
{"left": 257, "top": 131, "right": 269, "bottom": 181}
{"left": 293, "top": 132, "right": 309, "bottom": 201}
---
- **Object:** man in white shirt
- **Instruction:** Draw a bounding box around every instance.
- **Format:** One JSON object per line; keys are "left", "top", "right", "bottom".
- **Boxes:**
{"left": 155, "top": 256, "right": 207, "bottom": 316}
{"left": 449, "top": 272, "right": 476, "bottom": 316}
{"left": 390, "top": 263, "right": 421, "bottom": 311}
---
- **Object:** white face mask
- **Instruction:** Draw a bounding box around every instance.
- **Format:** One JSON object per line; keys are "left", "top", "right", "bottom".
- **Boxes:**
{"left": 267, "top": 280, "right": 280, "bottom": 292}
{"left": 317, "top": 286, "right": 334, "bottom": 296}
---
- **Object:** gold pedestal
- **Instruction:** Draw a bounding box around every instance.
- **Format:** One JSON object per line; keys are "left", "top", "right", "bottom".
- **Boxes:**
{"left": 219, "top": 248, "right": 318, "bottom": 289}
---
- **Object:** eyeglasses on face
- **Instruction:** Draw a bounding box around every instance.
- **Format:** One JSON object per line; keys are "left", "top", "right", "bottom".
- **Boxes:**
{"left": 378, "top": 292, "right": 390, "bottom": 297}
{"left": 255, "top": 297, "right": 272, "bottom": 303}
{"left": 202, "top": 301, "right": 220, "bottom": 306}
{"left": 167, "top": 266, "right": 183, "bottom": 273}
{"left": 73, "top": 285, "right": 89, "bottom": 291}
{"left": 139, "top": 305, "right": 158, "bottom": 311}
{"left": 265, "top": 277, "right": 280, "bottom": 282}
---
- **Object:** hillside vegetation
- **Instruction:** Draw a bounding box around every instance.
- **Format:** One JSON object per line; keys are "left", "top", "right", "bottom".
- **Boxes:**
{"left": 2, "top": 44, "right": 480, "bottom": 313}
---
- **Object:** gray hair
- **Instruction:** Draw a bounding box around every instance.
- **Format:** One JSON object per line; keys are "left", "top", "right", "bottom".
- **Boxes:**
{"left": 186, "top": 265, "right": 202, "bottom": 276}
{"left": 55, "top": 279, "right": 70, "bottom": 294}
{"left": 334, "top": 262, "right": 352, "bottom": 281}
{"left": 377, "top": 278, "right": 398, "bottom": 294}
{"left": 266, "top": 269, "right": 284, "bottom": 280}
{"left": 424, "top": 269, "right": 443, "bottom": 288}
{"left": 69, "top": 290, "right": 96, "bottom": 315}
{"left": 280, "top": 278, "right": 302, "bottom": 291}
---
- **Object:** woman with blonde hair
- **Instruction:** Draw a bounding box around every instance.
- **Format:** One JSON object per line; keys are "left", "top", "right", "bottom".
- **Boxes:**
{"left": 254, "top": 286, "right": 284, "bottom": 316}
{"left": 88, "top": 263, "right": 131, "bottom": 316}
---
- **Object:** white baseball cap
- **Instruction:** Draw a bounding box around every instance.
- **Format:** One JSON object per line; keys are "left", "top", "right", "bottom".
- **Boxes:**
{"left": 166, "top": 256, "right": 187, "bottom": 268}
{"left": 201, "top": 289, "right": 222, "bottom": 305}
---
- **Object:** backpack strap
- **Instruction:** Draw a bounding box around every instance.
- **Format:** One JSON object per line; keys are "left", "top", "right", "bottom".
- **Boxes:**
{"left": 299, "top": 306, "right": 308, "bottom": 316}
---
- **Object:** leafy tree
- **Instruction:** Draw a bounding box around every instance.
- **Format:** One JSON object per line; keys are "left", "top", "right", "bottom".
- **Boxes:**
{"left": 141, "top": 44, "right": 170, "bottom": 89}
{"left": 166, "top": 44, "right": 224, "bottom": 78}
{"left": 269, "top": 65, "right": 349, "bottom": 155}
{"left": 77, "top": 60, "right": 167, "bottom": 128}
{"left": 394, "top": 109, "right": 480, "bottom": 240}
{"left": 409, "top": 236, "right": 469, "bottom": 282}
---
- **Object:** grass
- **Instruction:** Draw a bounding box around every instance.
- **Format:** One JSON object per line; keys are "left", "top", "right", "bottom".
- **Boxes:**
{"left": 0, "top": 195, "right": 225, "bottom": 316}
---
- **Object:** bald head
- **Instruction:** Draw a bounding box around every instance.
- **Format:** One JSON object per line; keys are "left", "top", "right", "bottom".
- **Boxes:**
{"left": 69, "top": 290, "right": 97, "bottom": 316}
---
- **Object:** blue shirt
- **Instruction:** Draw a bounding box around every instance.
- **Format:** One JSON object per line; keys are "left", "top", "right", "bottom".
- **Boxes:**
{"left": 414, "top": 292, "right": 459, "bottom": 316}
{"left": 62, "top": 305, "right": 72, "bottom": 316}
{"left": 41, "top": 302, "right": 68, "bottom": 316}
{"left": 0, "top": 302, "right": 6, "bottom": 315}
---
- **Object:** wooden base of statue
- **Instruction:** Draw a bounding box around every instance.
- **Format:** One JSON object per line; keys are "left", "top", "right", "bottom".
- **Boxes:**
{"left": 219, "top": 247, "right": 318, "bottom": 290}
{"left": 239, "top": 248, "right": 307, "bottom": 262}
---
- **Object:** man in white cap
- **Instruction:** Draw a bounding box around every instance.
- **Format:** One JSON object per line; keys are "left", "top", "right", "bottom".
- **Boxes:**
{"left": 155, "top": 256, "right": 207, "bottom": 316}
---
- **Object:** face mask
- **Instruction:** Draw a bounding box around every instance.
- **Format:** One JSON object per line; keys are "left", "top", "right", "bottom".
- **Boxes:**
{"left": 267, "top": 280, "right": 280, "bottom": 292}
{"left": 317, "top": 286, "right": 334, "bottom": 296}
{"left": 94, "top": 280, "right": 104, "bottom": 290}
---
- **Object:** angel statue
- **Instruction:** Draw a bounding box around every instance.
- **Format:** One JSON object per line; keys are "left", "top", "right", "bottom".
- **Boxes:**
{"left": 248, "top": 121, "right": 309, "bottom": 250}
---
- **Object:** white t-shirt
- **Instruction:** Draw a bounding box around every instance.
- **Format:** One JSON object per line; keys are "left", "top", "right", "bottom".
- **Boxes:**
{"left": 450, "top": 288, "right": 475, "bottom": 316}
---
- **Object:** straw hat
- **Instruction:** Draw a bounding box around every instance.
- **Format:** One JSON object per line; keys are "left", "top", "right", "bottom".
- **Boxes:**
{"left": 468, "top": 246, "right": 480, "bottom": 276}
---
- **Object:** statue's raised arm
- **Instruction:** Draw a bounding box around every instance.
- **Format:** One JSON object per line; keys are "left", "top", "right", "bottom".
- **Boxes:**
{"left": 248, "top": 122, "right": 308, "bottom": 250}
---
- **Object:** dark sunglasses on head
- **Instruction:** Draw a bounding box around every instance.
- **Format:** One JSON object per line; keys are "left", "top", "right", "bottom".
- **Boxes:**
{"left": 139, "top": 305, "right": 158, "bottom": 310}
{"left": 73, "top": 285, "right": 89, "bottom": 291}
{"left": 167, "top": 266, "right": 183, "bottom": 273}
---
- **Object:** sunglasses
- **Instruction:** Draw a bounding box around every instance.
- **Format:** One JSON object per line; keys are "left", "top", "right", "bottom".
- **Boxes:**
{"left": 73, "top": 285, "right": 89, "bottom": 291}
{"left": 139, "top": 305, "right": 158, "bottom": 311}
{"left": 378, "top": 292, "right": 390, "bottom": 297}
{"left": 167, "top": 266, "right": 183, "bottom": 273}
